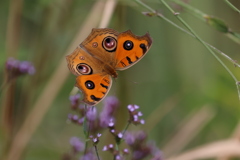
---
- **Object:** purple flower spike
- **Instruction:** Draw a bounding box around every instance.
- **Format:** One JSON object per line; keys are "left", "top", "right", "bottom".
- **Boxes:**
{"left": 127, "top": 105, "right": 135, "bottom": 112}
{"left": 138, "top": 111, "right": 143, "bottom": 116}
{"left": 115, "top": 155, "right": 124, "bottom": 160}
{"left": 149, "top": 142, "right": 164, "bottom": 160}
{"left": 108, "top": 118, "right": 115, "bottom": 127}
{"left": 77, "top": 118, "right": 84, "bottom": 125}
{"left": 97, "top": 133, "right": 102, "bottom": 137}
{"left": 140, "top": 119, "right": 145, "bottom": 124}
{"left": 124, "top": 131, "right": 147, "bottom": 146}
{"left": 80, "top": 152, "right": 97, "bottom": 160}
{"left": 19, "top": 61, "right": 35, "bottom": 74}
{"left": 69, "top": 94, "right": 81, "bottom": 108}
{"left": 134, "top": 105, "right": 140, "bottom": 109}
{"left": 99, "top": 96, "right": 119, "bottom": 128}
{"left": 69, "top": 137, "right": 84, "bottom": 152}
{"left": 72, "top": 115, "right": 79, "bottom": 121}
{"left": 86, "top": 107, "right": 97, "bottom": 121}
{"left": 118, "top": 132, "right": 123, "bottom": 138}
{"left": 136, "top": 131, "right": 147, "bottom": 141}
{"left": 124, "top": 132, "right": 135, "bottom": 145}
{"left": 123, "top": 148, "right": 129, "bottom": 154}
{"left": 109, "top": 144, "right": 114, "bottom": 148}
{"left": 128, "top": 104, "right": 145, "bottom": 125}
{"left": 103, "top": 96, "right": 119, "bottom": 114}
{"left": 28, "top": 65, "right": 36, "bottom": 75}
{"left": 5, "top": 57, "right": 36, "bottom": 79}
{"left": 6, "top": 57, "right": 20, "bottom": 69}
{"left": 100, "top": 96, "right": 119, "bottom": 121}
{"left": 102, "top": 145, "right": 108, "bottom": 151}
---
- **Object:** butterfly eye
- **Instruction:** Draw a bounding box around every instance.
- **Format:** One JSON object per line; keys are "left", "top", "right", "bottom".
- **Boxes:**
{"left": 123, "top": 40, "right": 134, "bottom": 50}
{"left": 77, "top": 63, "right": 92, "bottom": 75}
{"left": 102, "top": 36, "right": 117, "bottom": 52}
{"left": 85, "top": 80, "right": 95, "bottom": 89}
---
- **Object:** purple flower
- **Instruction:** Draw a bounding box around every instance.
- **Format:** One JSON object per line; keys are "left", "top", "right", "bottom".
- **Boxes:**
{"left": 6, "top": 57, "right": 20, "bottom": 69}
{"left": 115, "top": 154, "right": 124, "bottom": 160}
{"left": 80, "top": 152, "right": 97, "bottom": 160}
{"left": 19, "top": 61, "right": 35, "bottom": 75}
{"left": 97, "top": 133, "right": 102, "bottom": 137}
{"left": 86, "top": 107, "right": 97, "bottom": 121}
{"left": 102, "top": 145, "right": 108, "bottom": 151}
{"left": 133, "top": 150, "right": 146, "bottom": 160}
{"left": 102, "top": 96, "right": 119, "bottom": 115}
{"left": 108, "top": 118, "right": 115, "bottom": 127}
{"left": 127, "top": 104, "right": 145, "bottom": 125}
{"left": 124, "top": 131, "right": 147, "bottom": 146}
{"left": 151, "top": 151, "right": 163, "bottom": 160}
{"left": 99, "top": 96, "right": 119, "bottom": 128}
{"left": 77, "top": 118, "right": 84, "bottom": 125}
{"left": 5, "top": 57, "right": 35, "bottom": 79}
{"left": 99, "top": 115, "right": 113, "bottom": 128}
{"left": 127, "top": 104, "right": 139, "bottom": 112}
{"left": 149, "top": 142, "right": 164, "bottom": 160}
{"left": 123, "top": 148, "right": 129, "bottom": 154}
{"left": 102, "top": 144, "right": 115, "bottom": 152}
{"left": 69, "top": 94, "right": 81, "bottom": 109}
{"left": 124, "top": 132, "right": 135, "bottom": 145}
{"left": 69, "top": 137, "right": 84, "bottom": 152}
{"left": 118, "top": 132, "right": 123, "bottom": 138}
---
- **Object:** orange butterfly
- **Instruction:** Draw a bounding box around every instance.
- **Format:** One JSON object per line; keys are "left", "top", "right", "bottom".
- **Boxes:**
{"left": 66, "top": 28, "right": 152, "bottom": 106}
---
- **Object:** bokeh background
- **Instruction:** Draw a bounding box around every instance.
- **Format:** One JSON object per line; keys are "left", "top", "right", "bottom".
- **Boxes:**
{"left": 1, "top": 0, "right": 240, "bottom": 159}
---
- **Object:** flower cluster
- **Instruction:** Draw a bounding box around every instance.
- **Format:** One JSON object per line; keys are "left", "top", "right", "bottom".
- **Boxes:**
{"left": 127, "top": 104, "right": 145, "bottom": 125}
{"left": 89, "top": 133, "right": 102, "bottom": 145}
{"left": 68, "top": 95, "right": 119, "bottom": 133}
{"left": 64, "top": 95, "right": 163, "bottom": 160}
{"left": 5, "top": 57, "right": 35, "bottom": 80}
{"left": 124, "top": 131, "right": 163, "bottom": 160}
{"left": 102, "top": 143, "right": 129, "bottom": 160}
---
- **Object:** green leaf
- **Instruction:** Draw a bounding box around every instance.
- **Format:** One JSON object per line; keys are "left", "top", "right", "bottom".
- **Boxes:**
{"left": 204, "top": 16, "right": 229, "bottom": 33}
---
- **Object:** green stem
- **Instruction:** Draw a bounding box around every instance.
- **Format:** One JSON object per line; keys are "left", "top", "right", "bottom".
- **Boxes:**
{"left": 83, "top": 104, "right": 89, "bottom": 154}
{"left": 170, "top": 0, "right": 207, "bottom": 20}
{"left": 224, "top": 0, "right": 240, "bottom": 14}
{"left": 94, "top": 145, "right": 100, "bottom": 160}
{"left": 160, "top": 0, "right": 240, "bottom": 99}
{"left": 134, "top": 0, "right": 240, "bottom": 67}
{"left": 122, "top": 122, "right": 131, "bottom": 136}
{"left": 160, "top": 0, "right": 238, "bottom": 82}
{"left": 134, "top": 0, "right": 240, "bottom": 100}
{"left": 170, "top": 0, "right": 240, "bottom": 45}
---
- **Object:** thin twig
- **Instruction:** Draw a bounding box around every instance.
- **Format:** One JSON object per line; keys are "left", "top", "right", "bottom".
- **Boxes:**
{"left": 160, "top": 0, "right": 240, "bottom": 100}
{"left": 224, "top": 0, "right": 240, "bottom": 14}
{"left": 94, "top": 145, "right": 100, "bottom": 160}
{"left": 134, "top": 0, "right": 240, "bottom": 68}
{"left": 135, "top": 0, "right": 240, "bottom": 100}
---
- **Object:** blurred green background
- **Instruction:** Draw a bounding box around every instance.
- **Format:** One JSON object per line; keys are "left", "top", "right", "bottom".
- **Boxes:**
{"left": 1, "top": 0, "right": 240, "bottom": 160}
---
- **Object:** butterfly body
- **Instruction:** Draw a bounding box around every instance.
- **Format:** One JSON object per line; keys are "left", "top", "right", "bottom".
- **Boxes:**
{"left": 66, "top": 28, "right": 152, "bottom": 105}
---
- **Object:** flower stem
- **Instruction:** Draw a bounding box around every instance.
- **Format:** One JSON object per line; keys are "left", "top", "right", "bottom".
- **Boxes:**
{"left": 134, "top": 0, "right": 240, "bottom": 100}
{"left": 94, "top": 145, "right": 100, "bottom": 160}
{"left": 83, "top": 104, "right": 89, "bottom": 154}
{"left": 160, "top": 0, "right": 239, "bottom": 86}
{"left": 134, "top": 0, "right": 240, "bottom": 67}
{"left": 122, "top": 121, "right": 131, "bottom": 136}
{"left": 224, "top": 0, "right": 240, "bottom": 14}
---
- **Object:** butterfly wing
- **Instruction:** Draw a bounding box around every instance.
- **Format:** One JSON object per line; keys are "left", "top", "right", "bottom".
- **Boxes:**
{"left": 81, "top": 28, "right": 119, "bottom": 66}
{"left": 66, "top": 46, "right": 112, "bottom": 106}
{"left": 75, "top": 74, "right": 112, "bottom": 105}
{"left": 114, "top": 30, "right": 152, "bottom": 70}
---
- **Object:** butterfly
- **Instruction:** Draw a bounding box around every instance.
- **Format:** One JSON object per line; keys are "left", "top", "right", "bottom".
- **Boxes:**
{"left": 66, "top": 28, "right": 152, "bottom": 106}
